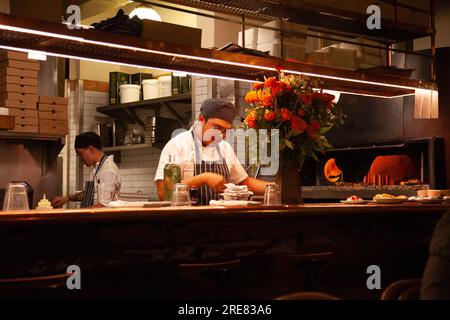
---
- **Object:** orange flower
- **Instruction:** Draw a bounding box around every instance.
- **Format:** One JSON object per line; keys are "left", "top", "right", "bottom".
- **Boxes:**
{"left": 264, "top": 109, "right": 275, "bottom": 121}
{"left": 245, "top": 90, "right": 259, "bottom": 104}
{"left": 290, "top": 116, "right": 308, "bottom": 133}
{"left": 261, "top": 93, "right": 273, "bottom": 107}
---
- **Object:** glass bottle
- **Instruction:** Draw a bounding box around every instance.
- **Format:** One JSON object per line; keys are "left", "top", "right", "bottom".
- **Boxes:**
{"left": 163, "top": 155, "right": 181, "bottom": 201}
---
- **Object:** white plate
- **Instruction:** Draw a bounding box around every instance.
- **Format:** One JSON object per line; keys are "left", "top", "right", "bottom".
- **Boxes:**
{"left": 109, "top": 200, "right": 171, "bottom": 208}
{"left": 209, "top": 200, "right": 261, "bottom": 206}
{"left": 414, "top": 198, "right": 442, "bottom": 204}
{"left": 373, "top": 197, "right": 407, "bottom": 204}
{"left": 340, "top": 200, "right": 370, "bottom": 205}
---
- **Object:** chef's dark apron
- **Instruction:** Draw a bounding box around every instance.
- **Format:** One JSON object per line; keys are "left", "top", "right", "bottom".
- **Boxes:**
{"left": 80, "top": 155, "right": 108, "bottom": 208}
{"left": 192, "top": 131, "right": 230, "bottom": 205}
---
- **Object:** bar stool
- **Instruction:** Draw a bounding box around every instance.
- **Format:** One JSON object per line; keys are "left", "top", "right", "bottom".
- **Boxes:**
{"left": 0, "top": 273, "right": 73, "bottom": 299}
{"left": 178, "top": 259, "right": 241, "bottom": 299}
{"left": 381, "top": 278, "right": 421, "bottom": 300}
{"left": 284, "top": 251, "right": 334, "bottom": 291}
{"left": 275, "top": 291, "right": 340, "bottom": 300}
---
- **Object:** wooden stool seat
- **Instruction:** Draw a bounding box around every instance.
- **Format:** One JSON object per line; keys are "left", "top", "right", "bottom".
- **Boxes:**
{"left": 284, "top": 251, "right": 334, "bottom": 291}
{"left": 178, "top": 259, "right": 241, "bottom": 272}
{"left": 0, "top": 272, "right": 73, "bottom": 299}
{"left": 178, "top": 259, "right": 241, "bottom": 299}
{"left": 275, "top": 291, "right": 340, "bottom": 300}
{"left": 0, "top": 273, "right": 72, "bottom": 289}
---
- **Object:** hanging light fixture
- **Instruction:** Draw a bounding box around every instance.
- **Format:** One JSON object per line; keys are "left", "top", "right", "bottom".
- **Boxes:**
{"left": 129, "top": 5, "right": 162, "bottom": 21}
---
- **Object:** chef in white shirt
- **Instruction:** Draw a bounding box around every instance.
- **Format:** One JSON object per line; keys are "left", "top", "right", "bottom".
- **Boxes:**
{"left": 154, "top": 98, "right": 268, "bottom": 205}
{"left": 52, "top": 131, "right": 121, "bottom": 208}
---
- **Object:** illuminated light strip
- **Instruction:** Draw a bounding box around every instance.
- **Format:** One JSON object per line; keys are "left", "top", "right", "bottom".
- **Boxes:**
{"left": 0, "top": 45, "right": 419, "bottom": 98}
{"left": 0, "top": 44, "right": 257, "bottom": 84}
{"left": 0, "top": 23, "right": 433, "bottom": 92}
{"left": 313, "top": 87, "right": 416, "bottom": 99}
{"left": 0, "top": 24, "right": 275, "bottom": 72}
{"left": 331, "top": 90, "right": 416, "bottom": 99}
{"left": 282, "top": 68, "right": 420, "bottom": 91}
{"left": 0, "top": 24, "right": 84, "bottom": 42}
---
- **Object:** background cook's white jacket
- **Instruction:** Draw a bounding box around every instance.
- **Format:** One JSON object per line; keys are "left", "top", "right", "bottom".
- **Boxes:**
{"left": 90, "top": 155, "right": 121, "bottom": 206}
{"left": 154, "top": 127, "right": 248, "bottom": 183}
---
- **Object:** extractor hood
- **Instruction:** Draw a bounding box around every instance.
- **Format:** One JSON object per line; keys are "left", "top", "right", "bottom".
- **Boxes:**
{"left": 0, "top": 12, "right": 436, "bottom": 98}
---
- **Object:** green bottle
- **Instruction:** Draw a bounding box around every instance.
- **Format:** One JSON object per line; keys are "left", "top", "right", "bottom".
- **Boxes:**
{"left": 163, "top": 155, "right": 181, "bottom": 201}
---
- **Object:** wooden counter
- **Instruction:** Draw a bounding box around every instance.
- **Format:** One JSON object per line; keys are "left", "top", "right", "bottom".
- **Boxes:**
{"left": 1, "top": 202, "right": 448, "bottom": 224}
{"left": 0, "top": 203, "right": 448, "bottom": 298}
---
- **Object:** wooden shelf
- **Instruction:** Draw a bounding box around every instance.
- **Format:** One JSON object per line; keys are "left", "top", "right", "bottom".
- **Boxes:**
{"left": 103, "top": 143, "right": 152, "bottom": 152}
{"left": 96, "top": 94, "right": 191, "bottom": 125}
{"left": 0, "top": 130, "right": 65, "bottom": 143}
{"left": 0, "top": 12, "right": 434, "bottom": 98}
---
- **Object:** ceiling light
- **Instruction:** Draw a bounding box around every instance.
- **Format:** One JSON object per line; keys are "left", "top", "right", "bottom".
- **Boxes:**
{"left": 129, "top": 5, "right": 161, "bottom": 21}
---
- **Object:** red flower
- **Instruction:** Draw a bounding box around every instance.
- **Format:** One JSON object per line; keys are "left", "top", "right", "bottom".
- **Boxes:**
{"left": 253, "top": 82, "right": 264, "bottom": 90}
{"left": 324, "top": 93, "right": 335, "bottom": 103}
{"left": 264, "top": 109, "right": 275, "bottom": 121}
{"left": 264, "top": 77, "right": 277, "bottom": 88}
{"left": 275, "top": 65, "right": 283, "bottom": 72}
{"left": 297, "top": 108, "right": 305, "bottom": 117}
{"left": 245, "top": 111, "right": 257, "bottom": 128}
{"left": 301, "top": 94, "right": 313, "bottom": 105}
{"left": 290, "top": 116, "right": 308, "bottom": 133}
{"left": 279, "top": 108, "right": 293, "bottom": 121}
{"left": 306, "top": 120, "right": 321, "bottom": 138}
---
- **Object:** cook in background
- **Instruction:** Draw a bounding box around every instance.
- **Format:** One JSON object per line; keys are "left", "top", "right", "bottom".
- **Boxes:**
{"left": 154, "top": 98, "right": 269, "bottom": 205}
{"left": 52, "top": 131, "right": 121, "bottom": 208}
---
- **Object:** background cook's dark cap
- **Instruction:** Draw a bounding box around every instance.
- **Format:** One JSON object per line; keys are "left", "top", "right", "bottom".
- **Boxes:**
{"left": 75, "top": 131, "right": 103, "bottom": 150}
{"left": 200, "top": 98, "right": 236, "bottom": 123}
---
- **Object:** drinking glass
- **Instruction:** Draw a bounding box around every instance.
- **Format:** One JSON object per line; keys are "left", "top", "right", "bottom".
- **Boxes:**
{"left": 180, "top": 161, "right": 195, "bottom": 181}
{"left": 171, "top": 183, "right": 192, "bottom": 206}
{"left": 263, "top": 184, "right": 281, "bottom": 206}
{"left": 3, "top": 182, "right": 29, "bottom": 210}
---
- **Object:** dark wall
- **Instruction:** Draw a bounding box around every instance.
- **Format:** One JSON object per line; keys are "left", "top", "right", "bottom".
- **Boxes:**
{"left": 327, "top": 48, "right": 450, "bottom": 186}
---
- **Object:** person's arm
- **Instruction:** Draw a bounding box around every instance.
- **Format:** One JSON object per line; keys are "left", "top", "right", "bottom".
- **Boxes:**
{"left": 183, "top": 172, "right": 226, "bottom": 192}
{"left": 51, "top": 192, "right": 83, "bottom": 208}
{"left": 239, "top": 176, "right": 270, "bottom": 195}
{"left": 156, "top": 180, "right": 164, "bottom": 200}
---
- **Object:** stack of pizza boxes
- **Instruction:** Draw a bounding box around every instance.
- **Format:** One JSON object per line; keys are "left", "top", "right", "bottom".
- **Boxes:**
{"left": 0, "top": 50, "right": 39, "bottom": 133}
{"left": 38, "top": 96, "right": 68, "bottom": 135}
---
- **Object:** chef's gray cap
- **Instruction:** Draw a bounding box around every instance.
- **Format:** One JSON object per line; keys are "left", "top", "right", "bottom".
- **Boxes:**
{"left": 200, "top": 98, "right": 236, "bottom": 123}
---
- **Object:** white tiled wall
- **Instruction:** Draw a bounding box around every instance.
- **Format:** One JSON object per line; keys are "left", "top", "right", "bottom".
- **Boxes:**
{"left": 66, "top": 76, "right": 251, "bottom": 204}
{"left": 67, "top": 80, "right": 191, "bottom": 201}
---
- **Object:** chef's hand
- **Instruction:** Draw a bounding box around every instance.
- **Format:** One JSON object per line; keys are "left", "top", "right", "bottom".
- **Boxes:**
{"left": 203, "top": 173, "right": 226, "bottom": 192}
{"left": 52, "top": 196, "right": 69, "bottom": 208}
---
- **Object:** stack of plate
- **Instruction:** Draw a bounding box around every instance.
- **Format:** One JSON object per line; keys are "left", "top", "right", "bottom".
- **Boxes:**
{"left": 221, "top": 183, "right": 254, "bottom": 201}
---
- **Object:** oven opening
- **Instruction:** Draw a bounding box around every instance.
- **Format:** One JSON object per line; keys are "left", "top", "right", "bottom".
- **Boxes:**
{"left": 324, "top": 155, "right": 420, "bottom": 186}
